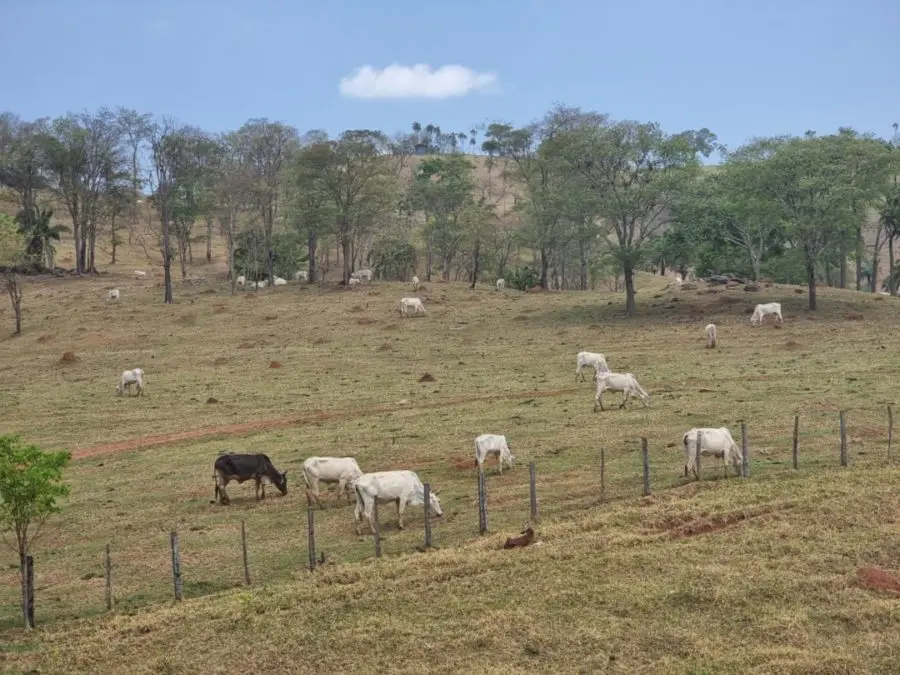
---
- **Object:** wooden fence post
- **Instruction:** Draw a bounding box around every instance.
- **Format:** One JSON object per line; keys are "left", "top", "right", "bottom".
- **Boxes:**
{"left": 25, "top": 555, "right": 35, "bottom": 629}
{"left": 240, "top": 520, "right": 251, "bottom": 585}
{"left": 104, "top": 544, "right": 113, "bottom": 611}
{"left": 477, "top": 469, "right": 487, "bottom": 535}
{"left": 423, "top": 483, "right": 433, "bottom": 549}
{"left": 170, "top": 531, "right": 183, "bottom": 601}
{"left": 529, "top": 462, "right": 538, "bottom": 522}
{"left": 307, "top": 500, "right": 317, "bottom": 572}
{"left": 600, "top": 449, "right": 606, "bottom": 504}
{"left": 792, "top": 415, "right": 799, "bottom": 470}
{"left": 741, "top": 421, "right": 749, "bottom": 478}
{"left": 641, "top": 438, "right": 651, "bottom": 496}
{"left": 695, "top": 431, "right": 703, "bottom": 480}
{"left": 373, "top": 499, "right": 382, "bottom": 558}
{"left": 888, "top": 406, "right": 893, "bottom": 460}
{"left": 840, "top": 410, "right": 848, "bottom": 467}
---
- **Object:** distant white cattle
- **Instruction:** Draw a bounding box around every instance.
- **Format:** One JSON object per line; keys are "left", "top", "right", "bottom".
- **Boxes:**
{"left": 412, "top": 275, "right": 420, "bottom": 291}
{"left": 107, "top": 288, "right": 120, "bottom": 302}
{"left": 302, "top": 457, "right": 364, "bottom": 506}
{"left": 682, "top": 427, "right": 743, "bottom": 479}
{"left": 355, "top": 269, "right": 374, "bottom": 284}
{"left": 236, "top": 275, "right": 246, "bottom": 287}
{"left": 750, "top": 302, "right": 783, "bottom": 326}
{"left": 474, "top": 434, "right": 516, "bottom": 475}
{"left": 706, "top": 323, "right": 717, "bottom": 349}
{"left": 116, "top": 368, "right": 145, "bottom": 397}
{"left": 400, "top": 297, "right": 426, "bottom": 317}
{"left": 133, "top": 270, "right": 147, "bottom": 280}
{"left": 496, "top": 278, "right": 506, "bottom": 291}
{"left": 273, "top": 277, "right": 287, "bottom": 286}
{"left": 247, "top": 281, "right": 257, "bottom": 290}
{"left": 348, "top": 277, "right": 360, "bottom": 288}
{"left": 575, "top": 351, "right": 610, "bottom": 382}
{"left": 257, "top": 279, "right": 269, "bottom": 289}
{"left": 294, "top": 270, "right": 308, "bottom": 282}
{"left": 593, "top": 372, "right": 650, "bottom": 412}
{"left": 353, "top": 470, "right": 443, "bottom": 534}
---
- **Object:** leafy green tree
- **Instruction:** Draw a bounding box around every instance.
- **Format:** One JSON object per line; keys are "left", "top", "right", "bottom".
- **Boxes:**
{"left": 0, "top": 435, "right": 70, "bottom": 629}
{"left": 289, "top": 137, "right": 338, "bottom": 284}
{"left": 17, "top": 204, "right": 69, "bottom": 269}
{"left": 0, "top": 213, "right": 25, "bottom": 333}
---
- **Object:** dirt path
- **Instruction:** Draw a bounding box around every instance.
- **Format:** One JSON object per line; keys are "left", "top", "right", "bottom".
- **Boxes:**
{"left": 72, "top": 386, "right": 583, "bottom": 460}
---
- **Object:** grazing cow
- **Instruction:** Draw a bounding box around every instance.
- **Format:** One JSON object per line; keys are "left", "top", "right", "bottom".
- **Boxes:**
{"left": 353, "top": 269, "right": 374, "bottom": 284}
{"left": 750, "top": 302, "right": 783, "bottom": 326}
{"left": 273, "top": 276, "right": 288, "bottom": 286}
{"left": 257, "top": 279, "right": 269, "bottom": 289}
{"left": 575, "top": 351, "right": 610, "bottom": 382}
{"left": 503, "top": 525, "right": 535, "bottom": 549}
{"left": 212, "top": 453, "right": 288, "bottom": 506}
{"left": 236, "top": 275, "right": 246, "bottom": 287}
{"left": 348, "top": 277, "right": 360, "bottom": 288}
{"left": 247, "top": 281, "right": 258, "bottom": 290}
{"left": 594, "top": 372, "right": 650, "bottom": 411}
{"left": 115, "top": 368, "right": 145, "bottom": 396}
{"left": 706, "top": 323, "right": 718, "bottom": 349}
{"left": 412, "top": 275, "right": 420, "bottom": 291}
{"left": 682, "top": 427, "right": 743, "bottom": 479}
{"left": 353, "top": 470, "right": 443, "bottom": 534}
{"left": 294, "top": 270, "right": 308, "bottom": 282}
{"left": 133, "top": 270, "right": 147, "bottom": 280}
{"left": 496, "top": 278, "right": 506, "bottom": 291}
{"left": 399, "top": 297, "right": 426, "bottom": 317}
{"left": 302, "top": 456, "right": 364, "bottom": 506}
{"left": 474, "top": 433, "right": 516, "bottom": 475}
{"left": 107, "top": 288, "right": 120, "bottom": 302}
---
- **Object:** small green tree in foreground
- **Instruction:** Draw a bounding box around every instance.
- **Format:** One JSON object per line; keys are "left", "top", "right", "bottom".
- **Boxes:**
{"left": 0, "top": 435, "right": 70, "bottom": 629}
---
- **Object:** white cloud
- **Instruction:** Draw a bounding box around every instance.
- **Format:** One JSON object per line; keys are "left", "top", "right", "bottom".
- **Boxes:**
{"left": 339, "top": 63, "right": 500, "bottom": 100}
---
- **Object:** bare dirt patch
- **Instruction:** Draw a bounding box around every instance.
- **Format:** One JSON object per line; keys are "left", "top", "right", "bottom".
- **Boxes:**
{"left": 213, "top": 357, "right": 228, "bottom": 366}
{"left": 357, "top": 317, "right": 378, "bottom": 326}
{"left": 845, "top": 312, "right": 864, "bottom": 321}
{"left": 783, "top": 340, "right": 804, "bottom": 350}
{"left": 857, "top": 567, "right": 900, "bottom": 597}
{"left": 37, "top": 333, "right": 55, "bottom": 343}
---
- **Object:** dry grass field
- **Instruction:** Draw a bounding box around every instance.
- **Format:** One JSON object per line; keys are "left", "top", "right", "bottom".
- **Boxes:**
{"left": 1, "top": 233, "right": 900, "bottom": 673}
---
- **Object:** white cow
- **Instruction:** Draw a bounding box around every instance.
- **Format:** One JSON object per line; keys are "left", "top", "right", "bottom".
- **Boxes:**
{"left": 411, "top": 275, "right": 420, "bottom": 291}
{"left": 593, "top": 372, "right": 650, "bottom": 412}
{"left": 294, "top": 270, "right": 308, "bottom": 282}
{"left": 116, "top": 368, "right": 145, "bottom": 397}
{"left": 355, "top": 269, "right": 374, "bottom": 284}
{"left": 107, "top": 288, "right": 120, "bottom": 302}
{"left": 682, "top": 427, "right": 743, "bottom": 479}
{"left": 575, "top": 351, "right": 610, "bottom": 382}
{"left": 257, "top": 279, "right": 269, "bottom": 289}
{"left": 133, "top": 270, "right": 147, "bottom": 280}
{"left": 706, "top": 323, "right": 717, "bottom": 349}
{"left": 273, "top": 277, "right": 288, "bottom": 286}
{"left": 750, "top": 302, "right": 783, "bottom": 326}
{"left": 247, "top": 281, "right": 257, "bottom": 290}
{"left": 353, "top": 470, "right": 443, "bottom": 534}
{"left": 302, "top": 457, "right": 364, "bottom": 506}
{"left": 474, "top": 434, "right": 516, "bottom": 475}
{"left": 236, "top": 275, "right": 246, "bottom": 287}
{"left": 400, "top": 297, "right": 426, "bottom": 317}
{"left": 348, "top": 277, "right": 360, "bottom": 288}
{"left": 496, "top": 278, "right": 506, "bottom": 291}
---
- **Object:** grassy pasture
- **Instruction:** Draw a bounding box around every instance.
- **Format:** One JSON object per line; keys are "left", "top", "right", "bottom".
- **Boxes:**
{"left": 1, "top": 263, "right": 900, "bottom": 673}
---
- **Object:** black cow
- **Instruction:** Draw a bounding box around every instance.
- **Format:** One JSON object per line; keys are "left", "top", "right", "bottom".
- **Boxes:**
{"left": 212, "top": 453, "right": 288, "bottom": 506}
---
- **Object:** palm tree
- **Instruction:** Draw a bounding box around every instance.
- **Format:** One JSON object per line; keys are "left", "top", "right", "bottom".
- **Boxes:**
{"left": 17, "top": 205, "right": 69, "bottom": 269}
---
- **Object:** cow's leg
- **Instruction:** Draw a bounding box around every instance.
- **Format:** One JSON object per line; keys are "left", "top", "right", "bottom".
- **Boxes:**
{"left": 217, "top": 475, "right": 231, "bottom": 506}
{"left": 619, "top": 391, "right": 630, "bottom": 409}
{"left": 396, "top": 497, "right": 405, "bottom": 530}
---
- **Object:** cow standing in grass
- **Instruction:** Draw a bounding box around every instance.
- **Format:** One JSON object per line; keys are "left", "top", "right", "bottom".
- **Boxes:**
{"left": 212, "top": 453, "right": 288, "bottom": 506}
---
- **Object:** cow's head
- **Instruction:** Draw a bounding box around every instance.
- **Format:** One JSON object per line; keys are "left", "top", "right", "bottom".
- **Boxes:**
{"left": 275, "top": 470, "right": 288, "bottom": 495}
{"left": 429, "top": 489, "right": 444, "bottom": 518}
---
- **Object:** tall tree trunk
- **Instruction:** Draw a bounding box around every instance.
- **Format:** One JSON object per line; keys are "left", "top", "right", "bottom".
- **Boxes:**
{"left": 19, "top": 549, "right": 30, "bottom": 629}
{"left": 623, "top": 262, "right": 636, "bottom": 315}
{"left": 855, "top": 225, "right": 864, "bottom": 291}
{"left": 470, "top": 239, "right": 480, "bottom": 289}
{"left": 162, "top": 211, "right": 173, "bottom": 304}
{"left": 227, "top": 209, "right": 236, "bottom": 295}
{"left": 806, "top": 254, "right": 817, "bottom": 311}
{"left": 539, "top": 248, "right": 549, "bottom": 288}
{"left": 889, "top": 235, "right": 896, "bottom": 293}
{"left": 839, "top": 243, "right": 847, "bottom": 289}
{"left": 110, "top": 214, "right": 118, "bottom": 265}
{"left": 73, "top": 221, "right": 83, "bottom": 274}
{"left": 871, "top": 222, "right": 883, "bottom": 293}
{"left": 425, "top": 240, "right": 433, "bottom": 282}
{"left": 341, "top": 234, "right": 352, "bottom": 284}
{"left": 206, "top": 217, "right": 213, "bottom": 264}
{"left": 308, "top": 231, "right": 317, "bottom": 284}
{"left": 88, "top": 222, "right": 96, "bottom": 273}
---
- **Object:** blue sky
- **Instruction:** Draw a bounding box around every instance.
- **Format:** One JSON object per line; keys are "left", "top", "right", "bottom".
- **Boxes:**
{"left": 2, "top": 0, "right": 898, "bottom": 155}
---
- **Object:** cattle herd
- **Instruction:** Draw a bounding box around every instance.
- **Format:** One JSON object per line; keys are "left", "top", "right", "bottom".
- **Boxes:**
{"left": 110, "top": 275, "right": 787, "bottom": 541}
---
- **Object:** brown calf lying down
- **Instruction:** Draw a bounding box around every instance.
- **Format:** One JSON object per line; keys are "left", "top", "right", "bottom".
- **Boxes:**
{"left": 503, "top": 526, "right": 535, "bottom": 549}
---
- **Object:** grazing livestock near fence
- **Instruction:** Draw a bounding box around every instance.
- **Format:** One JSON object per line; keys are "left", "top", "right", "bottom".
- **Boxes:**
{"left": 400, "top": 297, "right": 426, "bottom": 317}
{"left": 302, "top": 456, "right": 364, "bottom": 506}
{"left": 576, "top": 351, "right": 610, "bottom": 382}
{"left": 594, "top": 372, "right": 651, "bottom": 411}
{"left": 750, "top": 302, "right": 783, "bottom": 326}
{"left": 474, "top": 434, "right": 516, "bottom": 475}
{"left": 412, "top": 275, "right": 420, "bottom": 291}
{"left": 682, "top": 427, "right": 743, "bottom": 479}
{"left": 257, "top": 279, "right": 269, "bottom": 289}
{"left": 107, "top": 288, "right": 120, "bottom": 302}
{"left": 353, "top": 470, "right": 443, "bottom": 534}
{"left": 349, "top": 277, "right": 360, "bottom": 288}
{"left": 236, "top": 275, "right": 246, "bottom": 287}
{"left": 351, "top": 269, "right": 373, "bottom": 284}
{"left": 133, "top": 270, "right": 147, "bottom": 279}
{"left": 706, "top": 323, "right": 717, "bottom": 348}
{"left": 212, "top": 453, "right": 288, "bottom": 506}
{"left": 115, "top": 368, "right": 145, "bottom": 397}
{"left": 496, "top": 278, "right": 505, "bottom": 290}
{"left": 294, "top": 270, "right": 308, "bottom": 281}
{"left": 273, "top": 276, "right": 288, "bottom": 286}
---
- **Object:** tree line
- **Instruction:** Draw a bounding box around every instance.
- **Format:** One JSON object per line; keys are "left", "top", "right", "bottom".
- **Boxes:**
{"left": 1, "top": 106, "right": 899, "bottom": 318}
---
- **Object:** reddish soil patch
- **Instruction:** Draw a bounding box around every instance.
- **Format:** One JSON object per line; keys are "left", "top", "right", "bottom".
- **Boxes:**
{"left": 857, "top": 567, "right": 900, "bottom": 597}
{"left": 845, "top": 312, "right": 864, "bottom": 321}
{"left": 269, "top": 361, "right": 282, "bottom": 369}
{"left": 350, "top": 305, "right": 365, "bottom": 313}
{"left": 357, "top": 317, "right": 378, "bottom": 325}
{"left": 72, "top": 386, "right": 582, "bottom": 460}
{"left": 36, "top": 333, "right": 55, "bottom": 344}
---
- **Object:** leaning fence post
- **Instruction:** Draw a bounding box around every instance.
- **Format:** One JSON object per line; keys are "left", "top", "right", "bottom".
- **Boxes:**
{"left": 170, "top": 531, "right": 183, "bottom": 601}
{"left": 888, "top": 406, "right": 893, "bottom": 460}
{"left": 477, "top": 469, "right": 487, "bottom": 535}
{"left": 839, "top": 410, "right": 848, "bottom": 467}
{"left": 694, "top": 430, "right": 703, "bottom": 480}
{"left": 600, "top": 449, "right": 606, "bottom": 504}
{"left": 104, "top": 544, "right": 113, "bottom": 611}
{"left": 741, "top": 421, "right": 749, "bottom": 478}
{"left": 240, "top": 520, "right": 251, "bottom": 585}
{"left": 25, "top": 555, "right": 35, "bottom": 629}
{"left": 307, "top": 499, "right": 317, "bottom": 572}
{"left": 529, "top": 462, "right": 538, "bottom": 522}
{"left": 792, "top": 415, "right": 800, "bottom": 470}
{"left": 373, "top": 499, "right": 382, "bottom": 558}
{"left": 423, "top": 482, "right": 433, "bottom": 549}
{"left": 641, "top": 438, "right": 651, "bottom": 496}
